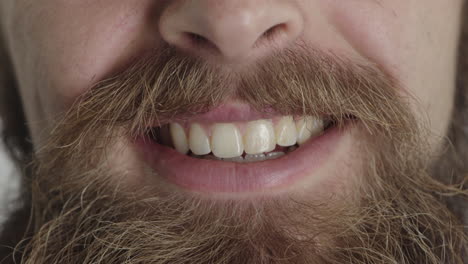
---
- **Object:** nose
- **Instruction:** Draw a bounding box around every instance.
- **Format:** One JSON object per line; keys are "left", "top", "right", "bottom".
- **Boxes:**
{"left": 159, "top": 0, "right": 303, "bottom": 61}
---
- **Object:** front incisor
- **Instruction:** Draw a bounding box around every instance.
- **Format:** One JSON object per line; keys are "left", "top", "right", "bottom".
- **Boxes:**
{"left": 211, "top": 123, "right": 244, "bottom": 158}
{"left": 244, "top": 120, "right": 276, "bottom": 155}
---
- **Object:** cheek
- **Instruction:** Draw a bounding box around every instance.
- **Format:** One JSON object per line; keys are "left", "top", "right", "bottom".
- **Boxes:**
{"left": 323, "top": 0, "right": 459, "bottom": 143}
{"left": 325, "top": 0, "right": 406, "bottom": 78}
{"left": 9, "top": 0, "right": 164, "bottom": 113}
{"left": 4, "top": 1, "right": 160, "bottom": 146}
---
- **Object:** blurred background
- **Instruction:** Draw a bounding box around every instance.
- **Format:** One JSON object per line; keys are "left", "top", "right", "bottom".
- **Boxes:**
{"left": 0, "top": 123, "right": 20, "bottom": 229}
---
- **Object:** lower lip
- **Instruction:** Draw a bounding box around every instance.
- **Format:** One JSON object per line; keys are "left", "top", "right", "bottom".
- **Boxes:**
{"left": 135, "top": 125, "right": 346, "bottom": 193}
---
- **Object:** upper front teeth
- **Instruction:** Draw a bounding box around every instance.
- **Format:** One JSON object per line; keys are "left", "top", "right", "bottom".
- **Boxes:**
{"left": 244, "top": 120, "right": 276, "bottom": 155}
{"left": 275, "top": 116, "right": 297, "bottom": 147}
{"left": 170, "top": 123, "right": 190, "bottom": 155}
{"left": 168, "top": 116, "right": 324, "bottom": 159}
{"left": 211, "top": 124, "right": 244, "bottom": 158}
{"left": 188, "top": 123, "right": 211, "bottom": 155}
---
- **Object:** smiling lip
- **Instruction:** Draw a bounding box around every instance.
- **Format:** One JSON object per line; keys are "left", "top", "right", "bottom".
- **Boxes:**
{"left": 134, "top": 123, "right": 347, "bottom": 193}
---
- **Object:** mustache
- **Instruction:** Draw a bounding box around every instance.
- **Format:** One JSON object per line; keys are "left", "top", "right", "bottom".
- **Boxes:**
{"left": 60, "top": 45, "right": 413, "bottom": 141}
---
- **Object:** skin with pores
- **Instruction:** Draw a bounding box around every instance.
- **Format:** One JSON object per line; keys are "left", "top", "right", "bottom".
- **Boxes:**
{"left": 0, "top": 0, "right": 467, "bottom": 263}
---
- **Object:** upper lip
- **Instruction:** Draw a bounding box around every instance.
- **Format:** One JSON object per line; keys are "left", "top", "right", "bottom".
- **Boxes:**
{"left": 147, "top": 101, "right": 277, "bottom": 128}
{"left": 145, "top": 101, "right": 334, "bottom": 129}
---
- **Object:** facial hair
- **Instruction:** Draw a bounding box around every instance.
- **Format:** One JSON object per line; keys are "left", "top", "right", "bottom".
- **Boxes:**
{"left": 6, "top": 46, "right": 468, "bottom": 264}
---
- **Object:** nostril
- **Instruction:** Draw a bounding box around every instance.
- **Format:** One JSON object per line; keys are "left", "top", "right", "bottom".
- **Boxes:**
{"left": 256, "top": 23, "right": 288, "bottom": 47}
{"left": 183, "top": 32, "right": 221, "bottom": 55}
{"left": 263, "top": 23, "right": 286, "bottom": 39}
{"left": 185, "top": 32, "right": 207, "bottom": 45}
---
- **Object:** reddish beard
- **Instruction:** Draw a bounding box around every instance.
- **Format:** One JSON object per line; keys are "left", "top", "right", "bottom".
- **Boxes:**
{"left": 8, "top": 46, "right": 468, "bottom": 263}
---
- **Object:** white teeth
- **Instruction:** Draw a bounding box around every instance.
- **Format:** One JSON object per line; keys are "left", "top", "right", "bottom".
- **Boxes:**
{"left": 170, "top": 123, "right": 189, "bottom": 154}
{"left": 244, "top": 153, "right": 266, "bottom": 162}
{"left": 266, "top": 152, "right": 285, "bottom": 160}
{"left": 189, "top": 123, "right": 211, "bottom": 155}
{"left": 275, "top": 116, "right": 297, "bottom": 147}
{"left": 166, "top": 115, "right": 326, "bottom": 160}
{"left": 243, "top": 119, "right": 276, "bottom": 155}
{"left": 211, "top": 124, "right": 244, "bottom": 158}
{"left": 296, "top": 116, "right": 324, "bottom": 145}
{"left": 222, "top": 156, "right": 244, "bottom": 162}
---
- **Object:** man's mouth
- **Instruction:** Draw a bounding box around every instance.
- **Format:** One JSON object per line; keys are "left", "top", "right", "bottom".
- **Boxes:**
{"left": 148, "top": 116, "right": 334, "bottom": 163}
{"left": 135, "top": 104, "right": 353, "bottom": 193}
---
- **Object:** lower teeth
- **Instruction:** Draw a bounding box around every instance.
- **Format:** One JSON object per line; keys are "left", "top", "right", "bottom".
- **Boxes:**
{"left": 189, "top": 146, "right": 298, "bottom": 163}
